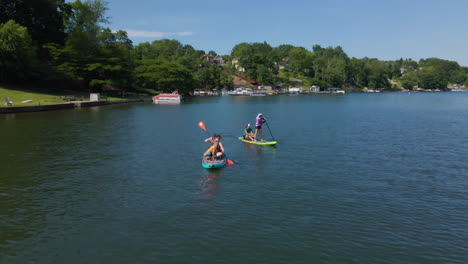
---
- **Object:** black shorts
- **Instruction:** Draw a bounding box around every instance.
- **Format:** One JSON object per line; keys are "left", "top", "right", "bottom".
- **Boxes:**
{"left": 256, "top": 126, "right": 262, "bottom": 129}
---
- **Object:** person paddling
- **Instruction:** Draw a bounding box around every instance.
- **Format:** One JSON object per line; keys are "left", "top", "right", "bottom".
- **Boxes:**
{"left": 203, "top": 134, "right": 225, "bottom": 160}
{"left": 243, "top": 123, "right": 255, "bottom": 141}
{"left": 254, "top": 113, "right": 266, "bottom": 141}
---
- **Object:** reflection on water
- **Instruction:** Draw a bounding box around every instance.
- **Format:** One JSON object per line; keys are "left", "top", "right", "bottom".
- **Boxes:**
{"left": 241, "top": 142, "right": 277, "bottom": 172}
{"left": 198, "top": 170, "right": 221, "bottom": 204}
{"left": 2, "top": 93, "right": 468, "bottom": 263}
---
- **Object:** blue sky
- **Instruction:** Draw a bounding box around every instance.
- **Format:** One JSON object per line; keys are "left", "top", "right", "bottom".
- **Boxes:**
{"left": 105, "top": 0, "right": 468, "bottom": 66}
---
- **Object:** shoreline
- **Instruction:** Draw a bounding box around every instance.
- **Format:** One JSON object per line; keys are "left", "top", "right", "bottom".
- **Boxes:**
{"left": 3, "top": 90, "right": 468, "bottom": 114}
{"left": 0, "top": 99, "right": 151, "bottom": 114}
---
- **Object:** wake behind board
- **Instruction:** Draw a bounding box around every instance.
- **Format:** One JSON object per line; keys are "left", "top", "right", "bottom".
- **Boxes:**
{"left": 238, "top": 137, "right": 277, "bottom": 146}
{"left": 201, "top": 155, "right": 227, "bottom": 169}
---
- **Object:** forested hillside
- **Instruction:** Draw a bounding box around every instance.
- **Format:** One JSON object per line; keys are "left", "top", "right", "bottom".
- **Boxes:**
{"left": 1, "top": 0, "right": 467, "bottom": 94}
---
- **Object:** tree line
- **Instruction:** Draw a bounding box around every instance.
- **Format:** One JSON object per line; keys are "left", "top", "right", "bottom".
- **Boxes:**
{"left": 230, "top": 43, "right": 468, "bottom": 90}
{"left": 1, "top": 0, "right": 467, "bottom": 94}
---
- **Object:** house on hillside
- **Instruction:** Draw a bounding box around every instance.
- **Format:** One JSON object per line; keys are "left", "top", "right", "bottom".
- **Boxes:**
{"left": 311, "top": 85, "right": 320, "bottom": 92}
{"left": 231, "top": 59, "right": 246, "bottom": 72}
{"left": 202, "top": 54, "right": 225, "bottom": 65}
{"left": 213, "top": 55, "right": 224, "bottom": 65}
{"left": 202, "top": 54, "right": 212, "bottom": 62}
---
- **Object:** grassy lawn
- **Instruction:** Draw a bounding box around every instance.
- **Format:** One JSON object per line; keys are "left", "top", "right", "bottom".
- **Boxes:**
{"left": 0, "top": 84, "right": 154, "bottom": 107}
{"left": 0, "top": 86, "right": 80, "bottom": 106}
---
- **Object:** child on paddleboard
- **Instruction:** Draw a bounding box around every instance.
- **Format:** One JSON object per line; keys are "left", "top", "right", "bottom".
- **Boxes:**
{"left": 243, "top": 123, "right": 255, "bottom": 141}
{"left": 203, "top": 134, "right": 225, "bottom": 159}
{"left": 254, "top": 113, "right": 266, "bottom": 141}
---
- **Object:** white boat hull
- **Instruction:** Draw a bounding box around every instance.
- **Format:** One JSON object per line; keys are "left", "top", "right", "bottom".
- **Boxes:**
{"left": 153, "top": 97, "right": 182, "bottom": 104}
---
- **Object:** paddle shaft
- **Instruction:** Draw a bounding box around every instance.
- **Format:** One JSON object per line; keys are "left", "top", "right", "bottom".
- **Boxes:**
{"left": 265, "top": 121, "right": 276, "bottom": 141}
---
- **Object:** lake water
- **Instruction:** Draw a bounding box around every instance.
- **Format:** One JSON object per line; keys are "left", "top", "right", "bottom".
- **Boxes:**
{"left": 1, "top": 92, "right": 467, "bottom": 263}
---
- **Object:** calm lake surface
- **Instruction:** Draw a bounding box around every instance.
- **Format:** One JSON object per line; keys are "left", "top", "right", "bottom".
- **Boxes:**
{"left": 1, "top": 92, "right": 468, "bottom": 263}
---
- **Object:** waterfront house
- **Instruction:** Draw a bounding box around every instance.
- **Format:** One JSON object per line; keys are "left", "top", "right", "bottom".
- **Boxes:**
{"left": 311, "top": 85, "right": 320, "bottom": 92}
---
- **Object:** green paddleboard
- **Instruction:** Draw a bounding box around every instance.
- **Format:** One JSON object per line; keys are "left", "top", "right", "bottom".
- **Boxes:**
{"left": 238, "top": 137, "right": 277, "bottom": 146}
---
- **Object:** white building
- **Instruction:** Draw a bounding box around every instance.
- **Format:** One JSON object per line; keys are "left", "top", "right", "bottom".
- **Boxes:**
{"left": 310, "top": 85, "right": 320, "bottom": 92}
{"left": 231, "top": 59, "right": 246, "bottom": 72}
{"left": 288, "top": 87, "right": 303, "bottom": 94}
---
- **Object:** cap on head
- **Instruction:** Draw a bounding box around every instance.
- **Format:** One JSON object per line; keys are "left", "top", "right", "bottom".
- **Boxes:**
{"left": 247, "top": 123, "right": 251, "bottom": 127}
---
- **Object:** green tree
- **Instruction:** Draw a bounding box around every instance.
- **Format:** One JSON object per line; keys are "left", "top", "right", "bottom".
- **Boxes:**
{"left": 134, "top": 60, "right": 194, "bottom": 94}
{"left": 95, "top": 28, "right": 134, "bottom": 89}
{"left": 312, "top": 45, "right": 349, "bottom": 87}
{"left": 256, "top": 64, "right": 274, "bottom": 85}
{"left": 46, "top": 0, "right": 112, "bottom": 90}
{"left": 231, "top": 41, "right": 275, "bottom": 82}
{"left": 194, "top": 64, "right": 232, "bottom": 89}
{"left": 418, "top": 66, "right": 448, "bottom": 89}
{"left": 287, "top": 47, "right": 315, "bottom": 77}
{"left": 450, "top": 70, "right": 466, "bottom": 85}
{"left": 151, "top": 39, "right": 182, "bottom": 59}
{"left": 133, "top": 40, "right": 203, "bottom": 71}
{"left": 0, "top": 20, "right": 37, "bottom": 82}
{"left": 400, "top": 71, "right": 418, "bottom": 89}
{"left": 367, "top": 59, "right": 391, "bottom": 89}
{"left": 0, "top": 0, "right": 71, "bottom": 47}
{"left": 64, "top": 0, "right": 108, "bottom": 57}
{"left": 348, "top": 58, "right": 369, "bottom": 88}
{"left": 274, "top": 44, "right": 295, "bottom": 60}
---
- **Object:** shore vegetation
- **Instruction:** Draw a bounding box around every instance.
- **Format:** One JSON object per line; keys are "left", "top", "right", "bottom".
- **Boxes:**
{"left": 1, "top": 0, "right": 467, "bottom": 101}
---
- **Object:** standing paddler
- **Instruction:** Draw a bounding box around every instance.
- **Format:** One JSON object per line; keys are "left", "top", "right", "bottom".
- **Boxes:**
{"left": 254, "top": 113, "right": 266, "bottom": 141}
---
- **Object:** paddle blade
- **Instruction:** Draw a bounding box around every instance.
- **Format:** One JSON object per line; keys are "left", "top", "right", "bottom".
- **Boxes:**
{"left": 198, "top": 121, "right": 207, "bottom": 131}
{"left": 226, "top": 159, "right": 235, "bottom": 165}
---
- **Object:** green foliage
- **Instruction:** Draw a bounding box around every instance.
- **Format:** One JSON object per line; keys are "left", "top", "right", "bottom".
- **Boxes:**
{"left": 418, "top": 66, "right": 448, "bottom": 89}
{"left": 45, "top": 0, "right": 135, "bottom": 91}
{"left": 131, "top": 39, "right": 205, "bottom": 93}
{"left": 194, "top": 64, "right": 232, "bottom": 89}
{"left": 256, "top": 64, "right": 275, "bottom": 85}
{"left": 231, "top": 42, "right": 276, "bottom": 84}
{"left": 366, "top": 59, "right": 391, "bottom": 89}
{"left": 65, "top": 0, "right": 108, "bottom": 57}
{"left": 132, "top": 39, "right": 204, "bottom": 73}
{"left": 0, "top": 0, "right": 70, "bottom": 47}
{"left": 1, "top": 0, "right": 466, "bottom": 95}
{"left": 348, "top": 58, "right": 369, "bottom": 88}
{"left": 133, "top": 39, "right": 182, "bottom": 60}
{"left": 289, "top": 47, "right": 315, "bottom": 76}
{"left": 0, "top": 20, "right": 37, "bottom": 82}
{"left": 313, "top": 45, "right": 349, "bottom": 88}
{"left": 419, "top": 58, "right": 463, "bottom": 86}
{"left": 400, "top": 71, "right": 418, "bottom": 89}
{"left": 133, "top": 59, "right": 194, "bottom": 94}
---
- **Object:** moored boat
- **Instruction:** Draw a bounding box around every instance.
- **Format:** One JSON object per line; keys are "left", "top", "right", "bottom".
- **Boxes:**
{"left": 152, "top": 90, "right": 183, "bottom": 103}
